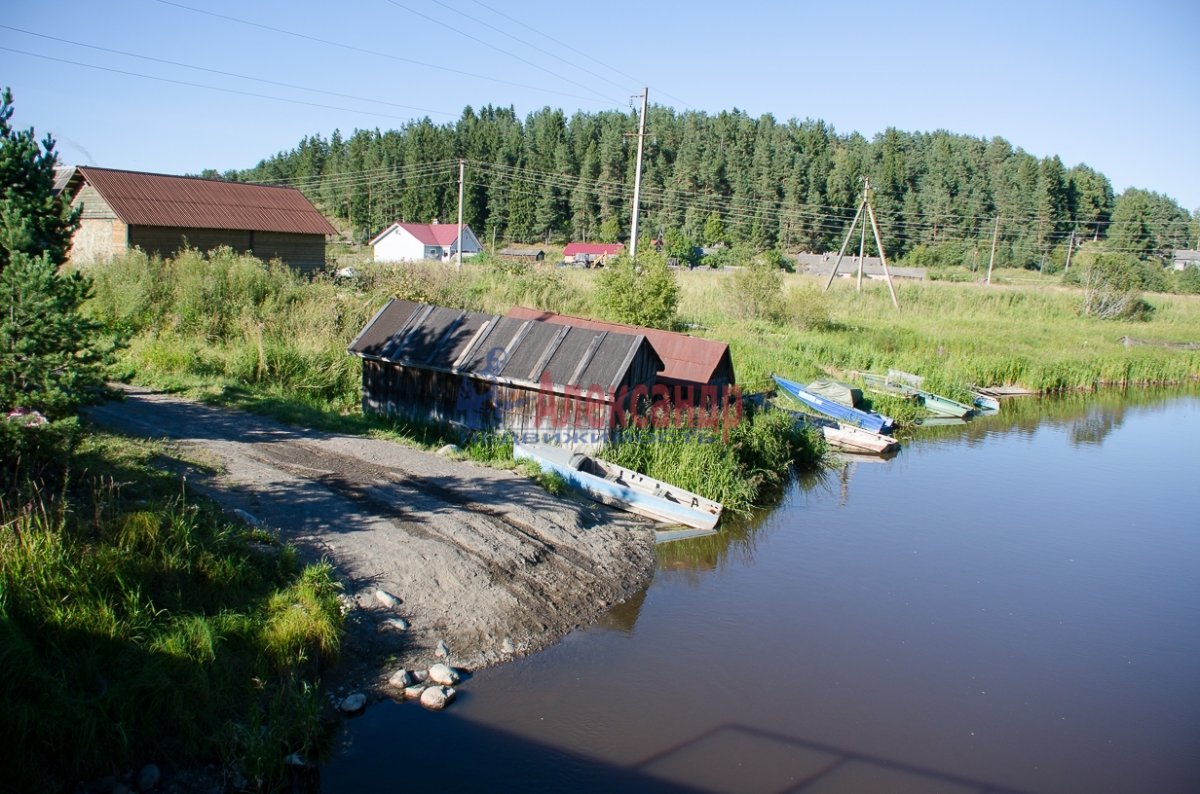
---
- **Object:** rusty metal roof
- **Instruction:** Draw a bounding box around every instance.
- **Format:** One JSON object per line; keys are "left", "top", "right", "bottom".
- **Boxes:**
{"left": 348, "top": 299, "right": 663, "bottom": 394}
{"left": 72, "top": 167, "right": 337, "bottom": 235}
{"left": 505, "top": 307, "right": 735, "bottom": 388}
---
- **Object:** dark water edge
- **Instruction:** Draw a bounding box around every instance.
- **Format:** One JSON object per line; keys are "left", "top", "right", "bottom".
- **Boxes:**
{"left": 322, "top": 389, "right": 1200, "bottom": 794}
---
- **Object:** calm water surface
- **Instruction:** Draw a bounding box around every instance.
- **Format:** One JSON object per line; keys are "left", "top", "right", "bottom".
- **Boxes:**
{"left": 324, "top": 393, "right": 1200, "bottom": 793}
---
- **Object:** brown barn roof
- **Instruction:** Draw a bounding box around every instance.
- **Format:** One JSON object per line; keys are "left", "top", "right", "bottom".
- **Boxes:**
{"left": 349, "top": 299, "right": 664, "bottom": 395}
{"left": 505, "top": 307, "right": 735, "bottom": 388}
{"left": 73, "top": 166, "right": 336, "bottom": 235}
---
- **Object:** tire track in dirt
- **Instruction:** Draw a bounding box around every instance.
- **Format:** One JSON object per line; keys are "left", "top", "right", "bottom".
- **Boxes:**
{"left": 85, "top": 387, "right": 657, "bottom": 687}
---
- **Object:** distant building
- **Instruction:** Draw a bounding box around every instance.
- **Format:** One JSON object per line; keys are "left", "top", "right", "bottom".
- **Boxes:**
{"left": 1172, "top": 249, "right": 1200, "bottom": 271}
{"left": 61, "top": 166, "right": 337, "bottom": 273}
{"left": 563, "top": 242, "right": 623, "bottom": 266}
{"left": 370, "top": 221, "right": 482, "bottom": 263}
{"left": 794, "top": 252, "right": 926, "bottom": 281}
{"left": 499, "top": 247, "right": 546, "bottom": 262}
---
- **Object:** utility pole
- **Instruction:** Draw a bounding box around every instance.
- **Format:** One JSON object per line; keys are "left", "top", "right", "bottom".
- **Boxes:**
{"left": 1064, "top": 227, "right": 1076, "bottom": 272}
{"left": 456, "top": 159, "right": 465, "bottom": 271}
{"left": 629, "top": 87, "right": 648, "bottom": 259}
{"left": 986, "top": 216, "right": 1000, "bottom": 285}
{"left": 856, "top": 206, "right": 866, "bottom": 291}
{"left": 823, "top": 178, "right": 898, "bottom": 309}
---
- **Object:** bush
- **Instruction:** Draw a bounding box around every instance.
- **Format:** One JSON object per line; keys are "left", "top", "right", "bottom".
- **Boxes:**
{"left": 594, "top": 250, "right": 679, "bottom": 329}
{"left": 729, "top": 253, "right": 785, "bottom": 322}
{"left": 1078, "top": 252, "right": 1155, "bottom": 320}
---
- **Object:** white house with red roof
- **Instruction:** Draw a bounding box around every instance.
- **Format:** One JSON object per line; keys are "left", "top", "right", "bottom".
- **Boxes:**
{"left": 370, "top": 221, "right": 482, "bottom": 263}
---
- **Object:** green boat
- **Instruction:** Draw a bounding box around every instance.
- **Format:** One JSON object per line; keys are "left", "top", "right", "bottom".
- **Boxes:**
{"left": 882, "top": 369, "right": 975, "bottom": 419}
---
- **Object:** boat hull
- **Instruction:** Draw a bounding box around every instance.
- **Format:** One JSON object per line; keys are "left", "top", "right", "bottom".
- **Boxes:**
{"left": 773, "top": 374, "right": 892, "bottom": 434}
{"left": 513, "top": 443, "right": 722, "bottom": 531}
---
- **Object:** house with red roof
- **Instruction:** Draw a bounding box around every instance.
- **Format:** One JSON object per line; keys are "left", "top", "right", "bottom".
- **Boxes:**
{"left": 62, "top": 166, "right": 337, "bottom": 273}
{"left": 562, "top": 242, "right": 623, "bottom": 266}
{"left": 370, "top": 221, "right": 482, "bottom": 263}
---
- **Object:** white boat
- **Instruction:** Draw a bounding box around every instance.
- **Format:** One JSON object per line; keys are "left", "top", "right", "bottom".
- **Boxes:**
{"left": 513, "top": 443, "right": 723, "bottom": 531}
{"left": 787, "top": 409, "right": 900, "bottom": 455}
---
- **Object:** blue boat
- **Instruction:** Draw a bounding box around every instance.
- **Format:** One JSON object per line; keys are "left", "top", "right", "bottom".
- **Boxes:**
{"left": 513, "top": 443, "right": 723, "bottom": 531}
{"left": 772, "top": 374, "right": 893, "bottom": 434}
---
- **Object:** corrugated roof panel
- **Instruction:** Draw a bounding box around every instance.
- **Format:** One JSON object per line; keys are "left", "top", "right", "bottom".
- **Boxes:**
{"left": 76, "top": 167, "right": 337, "bottom": 236}
{"left": 347, "top": 299, "right": 421, "bottom": 357}
{"left": 578, "top": 334, "right": 640, "bottom": 389}
{"left": 541, "top": 328, "right": 602, "bottom": 386}
{"left": 502, "top": 321, "right": 563, "bottom": 382}
{"left": 400, "top": 306, "right": 467, "bottom": 366}
{"left": 465, "top": 317, "right": 526, "bottom": 373}
{"left": 506, "top": 306, "right": 729, "bottom": 386}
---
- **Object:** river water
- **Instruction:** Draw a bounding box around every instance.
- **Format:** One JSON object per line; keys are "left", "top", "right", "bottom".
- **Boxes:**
{"left": 322, "top": 391, "right": 1200, "bottom": 794}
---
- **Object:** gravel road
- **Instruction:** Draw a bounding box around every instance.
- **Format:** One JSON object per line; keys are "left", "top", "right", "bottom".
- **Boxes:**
{"left": 86, "top": 387, "right": 656, "bottom": 691}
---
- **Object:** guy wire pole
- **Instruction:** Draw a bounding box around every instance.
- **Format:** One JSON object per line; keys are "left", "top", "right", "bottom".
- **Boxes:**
{"left": 864, "top": 188, "right": 900, "bottom": 309}
{"left": 629, "top": 87, "right": 648, "bottom": 259}
{"left": 856, "top": 203, "right": 867, "bottom": 292}
{"left": 823, "top": 195, "right": 867, "bottom": 291}
{"left": 456, "top": 159, "right": 465, "bottom": 271}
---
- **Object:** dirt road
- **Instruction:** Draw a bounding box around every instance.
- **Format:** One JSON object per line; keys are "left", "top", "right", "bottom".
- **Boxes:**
{"left": 86, "top": 387, "right": 656, "bottom": 690}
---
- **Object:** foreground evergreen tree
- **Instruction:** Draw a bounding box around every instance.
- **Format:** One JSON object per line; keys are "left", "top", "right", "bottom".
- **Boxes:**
{"left": 0, "top": 87, "right": 106, "bottom": 421}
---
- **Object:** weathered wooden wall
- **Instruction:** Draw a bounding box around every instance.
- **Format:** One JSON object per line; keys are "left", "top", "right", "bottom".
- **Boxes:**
{"left": 126, "top": 227, "right": 327, "bottom": 273}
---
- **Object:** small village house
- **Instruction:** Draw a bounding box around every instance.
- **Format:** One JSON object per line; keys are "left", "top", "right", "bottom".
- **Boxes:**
{"left": 61, "top": 166, "right": 337, "bottom": 273}
{"left": 563, "top": 242, "right": 623, "bottom": 266}
{"left": 499, "top": 247, "right": 546, "bottom": 262}
{"left": 370, "top": 221, "right": 482, "bottom": 263}
{"left": 348, "top": 299, "right": 663, "bottom": 450}
{"left": 1172, "top": 249, "right": 1200, "bottom": 271}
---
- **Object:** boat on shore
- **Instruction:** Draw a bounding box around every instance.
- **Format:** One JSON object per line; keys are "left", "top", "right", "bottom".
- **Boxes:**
{"left": 882, "top": 369, "right": 974, "bottom": 418}
{"left": 772, "top": 374, "right": 893, "bottom": 434}
{"left": 513, "top": 443, "right": 723, "bottom": 531}
{"left": 786, "top": 409, "right": 900, "bottom": 455}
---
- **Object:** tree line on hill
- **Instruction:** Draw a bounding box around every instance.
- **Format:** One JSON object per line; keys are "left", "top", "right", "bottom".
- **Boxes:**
{"left": 217, "top": 105, "right": 1199, "bottom": 269}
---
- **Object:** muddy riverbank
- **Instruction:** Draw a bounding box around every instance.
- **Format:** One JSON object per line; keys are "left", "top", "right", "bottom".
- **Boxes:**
{"left": 86, "top": 387, "right": 657, "bottom": 695}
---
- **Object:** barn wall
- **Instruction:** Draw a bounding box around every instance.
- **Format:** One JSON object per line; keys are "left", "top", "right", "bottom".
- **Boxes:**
{"left": 126, "top": 227, "right": 326, "bottom": 272}
{"left": 69, "top": 217, "right": 128, "bottom": 263}
{"left": 361, "top": 360, "right": 619, "bottom": 450}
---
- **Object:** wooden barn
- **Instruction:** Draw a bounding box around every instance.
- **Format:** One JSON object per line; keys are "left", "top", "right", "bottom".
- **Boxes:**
{"left": 61, "top": 166, "right": 337, "bottom": 273}
{"left": 505, "top": 307, "right": 736, "bottom": 404}
{"left": 348, "top": 299, "right": 664, "bottom": 449}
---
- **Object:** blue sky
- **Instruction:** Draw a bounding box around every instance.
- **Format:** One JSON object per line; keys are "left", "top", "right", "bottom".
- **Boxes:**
{"left": 3, "top": 0, "right": 1197, "bottom": 211}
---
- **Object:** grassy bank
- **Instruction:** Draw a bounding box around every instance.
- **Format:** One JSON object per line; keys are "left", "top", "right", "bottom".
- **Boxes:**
{"left": 81, "top": 248, "right": 1199, "bottom": 510}
{"left": 0, "top": 432, "right": 342, "bottom": 791}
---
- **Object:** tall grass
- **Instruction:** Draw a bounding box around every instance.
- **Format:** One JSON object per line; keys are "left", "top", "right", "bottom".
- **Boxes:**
{"left": 0, "top": 433, "right": 342, "bottom": 791}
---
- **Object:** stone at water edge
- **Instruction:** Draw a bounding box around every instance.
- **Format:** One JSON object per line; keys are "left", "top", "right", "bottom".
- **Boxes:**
{"left": 501, "top": 637, "right": 516, "bottom": 655}
{"left": 403, "top": 684, "right": 427, "bottom": 700}
{"left": 420, "top": 685, "right": 456, "bottom": 710}
{"left": 380, "top": 617, "right": 409, "bottom": 632}
{"left": 388, "top": 668, "right": 413, "bottom": 688}
{"left": 375, "top": 589, "right": 401, "bottom": 609}
{"left": 427, "top": 662, "right": 460, "bottom": 686}
{"left": 436, "top": 444, "right": 460, "bottom": 457}
{"left": 339, "top": 692, "right": 367, "bottom": 714}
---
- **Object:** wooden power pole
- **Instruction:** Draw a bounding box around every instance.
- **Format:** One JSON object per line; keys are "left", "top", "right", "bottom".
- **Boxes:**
{"left": 456, "top": 159, "right": 465, "bottom": 271}
{"left": 986, "top": 215, "right": 1000, "bottom": 285}
{"left": 629, "top": 88, "right": 648, "bottom": 259}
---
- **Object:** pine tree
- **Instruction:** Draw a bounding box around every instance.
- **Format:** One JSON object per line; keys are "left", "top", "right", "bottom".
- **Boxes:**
{"left": 0, "top": 87, "right": 106, "bottom": 417}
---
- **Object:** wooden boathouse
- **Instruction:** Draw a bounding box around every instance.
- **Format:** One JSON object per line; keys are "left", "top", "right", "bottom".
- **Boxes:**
{"left": 505, "top": 307, "right": 736, "bottom": 399}
{"left": 348, "top": 299, "right": 664, "bottom": 448}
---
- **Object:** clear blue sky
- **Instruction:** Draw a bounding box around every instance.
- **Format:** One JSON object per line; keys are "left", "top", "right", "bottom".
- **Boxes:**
{"left": 3, "top": 0, "right": 1197, "bottom": 212}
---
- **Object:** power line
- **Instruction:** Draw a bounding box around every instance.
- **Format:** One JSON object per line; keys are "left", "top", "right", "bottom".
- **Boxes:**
{"left": 0, "top": 46, "right": 448, "bottom": 123}
{"left": 426, "top": 0, "right": 637, "bottom": 96}
{"left": 0, "top": 24, "right": 452, "bottom": 118}
{"left": 151, "top": 0, "right": 616, "bottom": 107}
{"left": 464, "top": 0, "right": 693, "bottom": 109}
{"left": 383, "top": 0, "right": 622, "bottom": 105}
